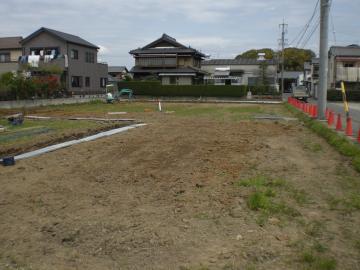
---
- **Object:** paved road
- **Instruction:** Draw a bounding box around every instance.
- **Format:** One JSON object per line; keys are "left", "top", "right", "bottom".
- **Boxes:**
{"left": 326, "top": 102, "right": 360, "bottom": 136}
{"left": 283, "top": 93, "right": 360, "bottom": 137}
{"left": 307, "top": 99, "right": 360, "bottom": 137}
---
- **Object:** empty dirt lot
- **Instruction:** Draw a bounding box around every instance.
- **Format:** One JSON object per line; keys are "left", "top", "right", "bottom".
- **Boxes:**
{"left": 0, "top": 102, "right": 360, "bottom": 270}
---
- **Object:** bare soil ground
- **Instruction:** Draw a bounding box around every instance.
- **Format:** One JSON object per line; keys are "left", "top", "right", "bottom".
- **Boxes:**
{"left": 0, "top": 103, "right": 360, "bottom": 270}
{"left": 0, "top": 122, "right": 130, "bottom": 157}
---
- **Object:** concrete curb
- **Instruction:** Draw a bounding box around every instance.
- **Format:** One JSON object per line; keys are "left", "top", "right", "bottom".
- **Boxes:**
{"left": 0, "top": 123, "right": 147, "bottom": 163}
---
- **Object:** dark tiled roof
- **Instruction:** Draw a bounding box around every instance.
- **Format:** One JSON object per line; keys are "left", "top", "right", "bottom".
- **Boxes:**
{"left": 130, "top": 66, "right": 206, "bottom": 75}
{"left": 0, "top": 36, "right": 22, "bottom": 50}
{"left": 130, "top": 33, "right": 206, "bottom": 57}
{"left": 22, "top": 27, "right": 99, "bottom": 49}
{"left": 130, "top": 48, "right": 205, "bottom": 55}
{"left": 143, "top": 34, "right": 187, "bottom": 50}
{"left": 202, "top": 58, "right": 276, "bottom": 65}
{"left": 330, "top": 45, "right": 360, "bottom": 57}
{"left": 108, "top": 66, "right": 128, "bottom": 73}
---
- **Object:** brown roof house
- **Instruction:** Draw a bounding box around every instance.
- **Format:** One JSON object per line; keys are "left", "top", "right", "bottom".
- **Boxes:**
{"left": 129, "top": 34, "right": 207, "bottom": 85}
{"left": 20, "top": 27, "right": 108, "bottom": 94}
{"left": 0, "top": 36, "right": 22, "bottom": 74}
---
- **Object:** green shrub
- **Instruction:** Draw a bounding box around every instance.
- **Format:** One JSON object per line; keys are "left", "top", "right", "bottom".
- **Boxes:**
{"left": 0, "top": 72, "right": 62, "bottom": 101}
{"left": 118, "top": 81, "right": 279, "bottom": 97}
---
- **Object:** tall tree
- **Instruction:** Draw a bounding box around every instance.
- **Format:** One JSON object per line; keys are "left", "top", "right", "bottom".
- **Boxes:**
{"left": 283, "top": 48, "right": 316, "bottom": 71}
{"left": 235, "top": 48, "right": 316, "bottom": 71}
{"left": 235, "top": 48, "right": 274, "bottom": 60}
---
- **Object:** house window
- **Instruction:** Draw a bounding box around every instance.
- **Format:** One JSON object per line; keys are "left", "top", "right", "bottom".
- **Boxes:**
{"left": 0, "top": 53, "right": 10, "bottom": 63}
{"left": 344, "top": 63, "right": 354, "bottom": 68}
{"left": 71, "top": 49, "right": 78, "bottom": 59}
{"left": 71, "top": 76, "right": 82, "bottom": 87}
{"left": 85, "top": 52, "right": 95, "bottom": 63}
{"left": 169, "top": 76, "right": 177, "bottom": 85}
{"left": 100, "top": 78, "right": 107, "bottom": 88}
{"left": 85, "top": 77, "right": 90, "bottom": 87}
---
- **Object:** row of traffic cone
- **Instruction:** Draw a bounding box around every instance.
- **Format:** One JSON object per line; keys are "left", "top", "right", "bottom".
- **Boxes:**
{"left": 288, "top": 97, "right": 317, "bottom": 118}
{"left": 288, "top": 97, "right": 360, "bottom": 143}
{"left": 326, "top": 109, "right": 354, "bottom": 137}
{"left": 328, "top": 109, "right": 360, "bottom": 143}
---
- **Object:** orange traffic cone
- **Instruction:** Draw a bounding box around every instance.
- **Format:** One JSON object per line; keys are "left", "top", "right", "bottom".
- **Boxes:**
{"left": 328, "top": 111, "right": 334, "bottom": 126}
{"left": 313, "top": 106, "right": 318, "bottom": 118}
{"left": 345, "top": 117, "right": 353, "bottom": 136}
{"left": 335, "top": 114, "right": 342, "bottom": 131}
{"left": 311, "top": 105, "right": 315, "bottom": 117}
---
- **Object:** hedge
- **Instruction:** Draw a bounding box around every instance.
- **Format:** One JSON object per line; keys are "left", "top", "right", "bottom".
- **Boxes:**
{"left": 327, "top": 89, "right": 360, "bottom": 101}
{"left": 117, "top": 81, "right": 279, "bottom": 97}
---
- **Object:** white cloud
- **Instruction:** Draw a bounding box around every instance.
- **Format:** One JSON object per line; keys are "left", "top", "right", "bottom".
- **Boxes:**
{"left": 0, "top": 0, "right": 359, "bottom": 67}
{"left": 178, "top": 37, "right": 231, "bottom": 48}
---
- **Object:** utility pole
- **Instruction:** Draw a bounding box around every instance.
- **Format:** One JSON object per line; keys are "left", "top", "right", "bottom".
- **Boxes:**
{"left": 279, "top": 20, "right": 288, "bottom": 93}
{"left": 318, "top": 0, "right": 331, "bottom": 119}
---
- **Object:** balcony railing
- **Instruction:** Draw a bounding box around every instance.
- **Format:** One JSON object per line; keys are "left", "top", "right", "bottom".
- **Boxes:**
{"left": 336, "top": 67, "right": 360, "bottom": 82}
{"left": 19, "top": 55, "right": 67, "bottom": 70}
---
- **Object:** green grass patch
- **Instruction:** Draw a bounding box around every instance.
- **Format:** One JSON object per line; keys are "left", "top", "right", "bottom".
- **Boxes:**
{"left": 344, "top": 194, "right": 360, "bottom": 210}
{"left": 0, "top": 118, "right": 115, "bottom": 149}
{"left": 238, "top": 176, "right": 300, "bottom": 220}
{"left": 285, "top": 104, "right": 360, "bottom": 172}
{"left": 325, "top": 192, "right": 360, "bottom": 212}
{"left": 300, "top": 251, "right": 337, "bottom": 270}
{"left": 172, "top": 104, "right": 265, "bottom": 120}
{"left": 313, "top": 242, "right": 328, "bottom": 253}
{"left": 355, "top": 240, "right": 360, "bottom": 251}
{"left": 303, "top": 139, "right": 323, "bottom": 153}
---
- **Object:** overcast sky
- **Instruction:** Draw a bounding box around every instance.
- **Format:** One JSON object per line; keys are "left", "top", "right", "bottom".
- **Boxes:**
{"left": 1, "top": 0, "right": 359, "bottom": 68}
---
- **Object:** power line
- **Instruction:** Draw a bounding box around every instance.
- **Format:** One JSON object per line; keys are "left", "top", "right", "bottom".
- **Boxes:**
{"left": 290, "top": 0, "right": 320, "bottom": 47}
{"left": 301, "top": 16, "right": 320, "bottom": 48}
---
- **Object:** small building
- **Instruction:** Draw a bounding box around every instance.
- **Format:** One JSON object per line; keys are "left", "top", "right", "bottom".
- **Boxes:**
{"left": 108, "top": 66, "right": 129, "bottom": 81}
{"left": 0, "top": 36, "right": 22, "bottom": 75}
{"left": 303, "top": 58, "right": 319, "bottom": 98}
{"left": 201, "top": 57, "right": 277, "bottom": 86}
{"left": 20, "top": 27, "right": 108, "bottom": 95}
{"left": 129, "top": 34, "right": 207, "bottom": 85}
{"left": 278, "top": 71, "right": 304, "bottom": 93}
{"left": 329, "top": 44, "right": 360, "bottom": 90}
